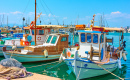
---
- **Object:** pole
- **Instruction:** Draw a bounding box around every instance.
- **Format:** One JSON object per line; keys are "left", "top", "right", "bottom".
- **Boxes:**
{"left": 7, "top": 16, "right": 8, "bottom": 37}
{"left": 119, "top": 32, "right": 120, "bottom": 50}
{"left": 35, "top": 0, "right": 36, "bottom": 46}
{"left": 6, "top": 16, "right": 8, "bottom": 27}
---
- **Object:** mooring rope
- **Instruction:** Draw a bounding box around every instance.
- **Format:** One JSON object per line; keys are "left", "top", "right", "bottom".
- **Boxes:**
{"left": 76, "top": 62, "right": 82, "bottom": 80}
{"left": 26, "top": 61, "right": 60, "bottom": 68}
{"left": 43, "top": 62, "right": 61, "bottom": 72}
{"left": 97, "top": 64, "right": 130, "bottom": 80}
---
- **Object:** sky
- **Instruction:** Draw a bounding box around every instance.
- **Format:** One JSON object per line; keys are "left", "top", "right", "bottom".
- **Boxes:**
{"left": 0, "top": 0, "right": 130, "bottom": 27}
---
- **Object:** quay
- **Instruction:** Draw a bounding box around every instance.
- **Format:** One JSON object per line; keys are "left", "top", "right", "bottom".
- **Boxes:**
{"left": 0, "top": 73, "right": 61, "bottom": 80}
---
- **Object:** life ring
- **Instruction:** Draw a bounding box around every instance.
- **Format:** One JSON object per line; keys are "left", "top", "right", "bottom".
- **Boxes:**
{"left": 30, "top": 21, "right": 35, "bottom": 28}
{"left": 37, "top": 37, "right": 41, "bottom": 41}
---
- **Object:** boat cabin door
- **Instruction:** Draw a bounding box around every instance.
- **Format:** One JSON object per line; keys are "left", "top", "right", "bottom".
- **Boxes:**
{"left": 45, "top": 29, "right": 48, "bottom": 35}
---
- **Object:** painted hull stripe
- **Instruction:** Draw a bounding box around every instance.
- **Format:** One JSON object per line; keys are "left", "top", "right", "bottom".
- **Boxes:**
{"left": 65, "top": 59, "right": 118, "bottom": 65}
{"left": 67, "top": 65, "right": 118, "bottom": 70}
{"left": 5, "top": 53, "right": 60, "bottom": 58}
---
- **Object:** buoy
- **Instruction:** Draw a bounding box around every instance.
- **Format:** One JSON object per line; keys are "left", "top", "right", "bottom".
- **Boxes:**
{"left": 44, "top": 49, "right": 48, "bottom": 58}
{"left": 122, "top": 53, "right": 127, "bottom": 61}
{"left": 67, "top": 51, "right": 71, "bottom": 57}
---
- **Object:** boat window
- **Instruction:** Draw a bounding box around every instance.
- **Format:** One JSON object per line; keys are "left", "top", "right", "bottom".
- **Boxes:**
{"left": 51, "top": 36, "right": 57, "bottom": 44}
{"left": 93, "top": 34, "right": 98, "bottom": 43}
{"left": 61, "top": 37, "right": 67, "bottom": 42}
{"left": 46, "top": 35, "right": 52, "bottom": 43}
{"left": 81, "top": 33, "right": 85, "bottom": 42}
{"left": 32, "top": 30, "right": 37, "bottom": 35}
{"left": 87, "top": 34, "right": 91, "bottom": 43}
{"left": 100, "top": 34, "right": 104, "bottom": 43}
{"left": 25, "top": 29, "right": 30, "bottom": 34}
{"left": 39, "top": 30, "right": 44, "bottom": 35}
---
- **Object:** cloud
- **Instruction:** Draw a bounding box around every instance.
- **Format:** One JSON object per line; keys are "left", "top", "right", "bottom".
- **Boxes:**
{"left": 10, "top": 11, "right": 22, "bottom": 14}
{"left": 63, "top": 17, "right": 67, "bottom": 19}
{"left": 41, "top": 14, "right": 46, "bottom": 16}
{"left": 104, "top": 11, "right": 130, "bottom": 20}
{"left": 96, "top": 13, "right": 102, "bottom": 16}
{"left": 111, "top": 11, "right": 121, "bottom": 14}
{"left": 48, "top": 13, "right": 51, "bottom": 17}
{"left": 0, "top": 12, "right": 9, "bottom": 15}
{"left": 54, "top": 15, "right": 59, "bottom": 17}
{"left": 28, "top": 12, "right": 35, "bottom": 15}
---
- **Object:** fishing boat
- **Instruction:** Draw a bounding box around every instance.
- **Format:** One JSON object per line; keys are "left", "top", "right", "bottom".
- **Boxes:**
{"left": 2, "top": 0, "right": 70, "bottom": 62}
{"left": 3, "top": 33, "right": 69, "bottom": 62}
{"left": 0, "top": 13, "right": 64, "bottom": 56}
{"left": 59, "top": 15, "right": 127, "bottom": 79}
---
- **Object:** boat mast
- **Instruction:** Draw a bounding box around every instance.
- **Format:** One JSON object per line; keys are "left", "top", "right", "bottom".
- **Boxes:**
{"left": 35, "top": 0, "right": 36, "bottom": 46}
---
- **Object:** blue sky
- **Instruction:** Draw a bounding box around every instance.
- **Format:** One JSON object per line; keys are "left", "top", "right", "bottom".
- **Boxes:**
{"left": 0, "top": 0, "right": 130, "bottom": 27}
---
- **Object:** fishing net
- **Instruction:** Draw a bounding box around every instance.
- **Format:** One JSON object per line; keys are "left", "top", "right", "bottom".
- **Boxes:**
{"left": 0, "top": 58, "right": 32, "bottom": 80}
{"left": 0, "top": 58, "right": 23, "bottom": 68}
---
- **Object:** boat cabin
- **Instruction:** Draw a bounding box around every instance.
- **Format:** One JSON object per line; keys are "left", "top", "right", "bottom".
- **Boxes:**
{"left": 22, "top": 25, "right": 64, "bottom": 46}
{"left": 77, "top": 30, "right": 106, "bottom": 60}
{"left": 22, "top": 33, "right": 69, "bottom": 55}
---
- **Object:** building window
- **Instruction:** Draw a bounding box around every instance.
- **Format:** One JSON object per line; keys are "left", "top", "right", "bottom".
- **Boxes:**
{"left": 51, "top": 36, "right": 57, "bottom": 44}
{"left": 87, "top": 34, "right": 91, "bottom": 43}
{"left": 81, "top": 33, "right": 85, "bottom": 42}
{"left": 93, "top": 34, "right": 98, "bottom": 43}
{"left": 39, "top": 30, "right": 44, "bottom": 35}
{"left": 46, "top": 35, "right": 52, "bottom": 43}
{"left": 61, "top": 37, "right": 67, "bottom": 42}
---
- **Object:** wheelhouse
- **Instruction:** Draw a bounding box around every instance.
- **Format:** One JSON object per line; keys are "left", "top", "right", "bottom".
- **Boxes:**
{"left": 78, "top": 30, "right": 106, "bottom": 58}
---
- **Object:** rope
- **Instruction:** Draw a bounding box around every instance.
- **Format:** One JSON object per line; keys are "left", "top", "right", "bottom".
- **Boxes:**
{"left": 41, "top": 0, "right": 59, "bottom": 24}
{"left": 13, "top": 0, "right": 31, "bottom": 26}
{"left": 37, "top": 4, "right": 46, "bottom": 24}
{"left": 26, "top": 61, "right": 60, "bottom": 68}
{"left": 43, "top": 61, "right": 61, "bottom": 72}
{"left": 76, "top": 62, "right": 82, "bottom": 80}
{"left": 97, "top": 64, "right": 125, "bottom": 80}
{"left": 39, "top": 0, "right": 51, "bottom": 24}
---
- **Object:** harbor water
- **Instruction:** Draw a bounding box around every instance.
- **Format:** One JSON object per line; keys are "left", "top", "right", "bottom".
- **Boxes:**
{"left": 0, "top": 32, "right": 130, "bottom": 80}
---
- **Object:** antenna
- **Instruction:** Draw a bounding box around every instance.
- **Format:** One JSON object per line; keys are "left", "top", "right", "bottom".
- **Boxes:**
{"left": 103, "top": 12, "right": 105, "bottom": 27}
{"left": 7, "top": 16, "right": 8, "bottom": 27}
{"left": 77, "top": 15, "right": 79, "bottom": 25}
{"left": 100, "top": 15, "right": 102, "bottom": 27}
{"left": 3, "top": 14, "right": 4, "bottom": 27}
{"left": 0, "top": 15, "right": 2, "bottom": 27}
{"left": 28, "top": 18, "right": 30, "bottom": 25}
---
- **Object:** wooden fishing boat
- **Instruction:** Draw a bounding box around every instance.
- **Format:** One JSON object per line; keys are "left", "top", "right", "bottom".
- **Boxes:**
{"left": 3, "top": 33, "right": 69, "bottom": 62}
{"left": 59, "top": 15, "right": 127, "bottom": 79}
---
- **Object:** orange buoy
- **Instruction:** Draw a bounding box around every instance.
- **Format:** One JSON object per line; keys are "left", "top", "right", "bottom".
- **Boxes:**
{"left": 67, "top": 51, "right": 71, "bottom": 57}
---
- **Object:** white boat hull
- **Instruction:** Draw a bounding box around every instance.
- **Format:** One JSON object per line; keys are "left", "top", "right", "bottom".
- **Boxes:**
{"left": 65, "top": 59, "right": 118, "bottom": 79}
{"left": 3, "top": 52, "right": 60, "bottom": 62}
